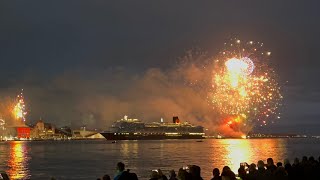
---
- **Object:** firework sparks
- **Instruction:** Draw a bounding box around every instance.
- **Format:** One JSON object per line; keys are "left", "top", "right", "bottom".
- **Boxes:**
{"left": 13, "top": 90, "right": 27, "bottom": 122}
{"left": 210, "top": 39, "right": 282, "bottom": 135}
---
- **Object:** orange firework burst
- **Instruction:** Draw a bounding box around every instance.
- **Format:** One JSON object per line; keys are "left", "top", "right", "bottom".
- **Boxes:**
{"left": 210, "top": 39, "right": 282, "bottom": 134}
{"left": 12, "top": 90, "right": 27, "bottom": 122}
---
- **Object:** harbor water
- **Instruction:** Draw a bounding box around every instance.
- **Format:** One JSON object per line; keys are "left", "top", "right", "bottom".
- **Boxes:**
{"left": 0, "top": 138, "right": 320, "bottom": 180}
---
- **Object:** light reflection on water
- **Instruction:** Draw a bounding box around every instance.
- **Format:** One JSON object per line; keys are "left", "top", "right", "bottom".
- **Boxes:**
{"left": 209, "top": 139, "right": 286, "bottom": 173}
{"left": 7, "top": 141, "right": 30, "bottom": 180}
{"left": 0, "top": 138, "right": 319, "bottom": 180}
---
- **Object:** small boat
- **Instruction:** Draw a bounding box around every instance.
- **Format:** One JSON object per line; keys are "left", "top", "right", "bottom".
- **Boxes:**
{"left": 111, "top": 140, "right": 117, "bottom": 143}
{"left": 196, "top": 140, "right": 203, "bottom": 142}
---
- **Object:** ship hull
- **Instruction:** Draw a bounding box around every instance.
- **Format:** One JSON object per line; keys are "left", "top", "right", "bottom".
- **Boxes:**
{"left": 100, "top": 132, "right": 204, "bottom": 140}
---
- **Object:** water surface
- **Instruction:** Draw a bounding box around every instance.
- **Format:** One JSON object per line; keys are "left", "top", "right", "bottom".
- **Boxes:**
{"left": 0, "top": 138, "right": 320, "bottom": 180}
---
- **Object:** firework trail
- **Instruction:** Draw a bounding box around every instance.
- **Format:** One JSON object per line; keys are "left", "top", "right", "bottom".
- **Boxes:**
{"left": 13, "top": 89, "right": 27, "bottom": 122}
{"left": 209, "top": 39, "right": 282, "bottom": 136}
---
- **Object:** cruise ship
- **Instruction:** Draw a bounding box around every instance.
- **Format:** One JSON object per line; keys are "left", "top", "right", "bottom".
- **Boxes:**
{"left": 100, "top": 116, "right": 205, "bottom": 140}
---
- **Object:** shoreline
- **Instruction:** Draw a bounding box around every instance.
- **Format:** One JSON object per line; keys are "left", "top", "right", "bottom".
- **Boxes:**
{"left": 0, "top": 136, "right": 318, "bottom": 142}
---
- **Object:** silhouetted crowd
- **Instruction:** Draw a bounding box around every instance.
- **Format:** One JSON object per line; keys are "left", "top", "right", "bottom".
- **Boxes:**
{"left": 97, "top": 156, "right": 320, "bottom": 180}
{"left": 221, "top": 156, "right": 320, "bottom": 180}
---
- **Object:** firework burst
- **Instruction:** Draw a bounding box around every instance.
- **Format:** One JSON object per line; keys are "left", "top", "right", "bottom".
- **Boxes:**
{"left": 13, "top": 89, "right": 27, "bottom": 122}
{"left": 210, "top": 39, "right": 282, "bottom": 135}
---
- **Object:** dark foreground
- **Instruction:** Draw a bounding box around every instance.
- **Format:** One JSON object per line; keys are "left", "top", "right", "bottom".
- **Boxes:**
{"left": 98, "top": 156, "right": 320, "bottom": 180}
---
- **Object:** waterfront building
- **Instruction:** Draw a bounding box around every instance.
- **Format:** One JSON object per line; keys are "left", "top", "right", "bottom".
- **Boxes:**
{"left": 30, "top": 119, "right": 55, "bottom": 139}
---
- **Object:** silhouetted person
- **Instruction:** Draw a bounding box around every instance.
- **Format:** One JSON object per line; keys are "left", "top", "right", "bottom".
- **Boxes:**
{"left": 150, "top": 170, "right": 159, "bottom": 180}
{"left": 103, "top": 174, "right": 111, "bottom": 180}
{"left": 158, "top": 169, "right": 168, "bottom": 180}
{"left": 309, "top": 156, "right": 315, "bottom": 162}
{"left": 256, "top": 160, "right": 267, "bottom": 180}
{"left": 114, "top": 162, "right": 125, "bottom": 180}
{"left": 114, "top": 162, "right": 131, "bottom": 180}
{"left": 169, "top": 170, "right": 178, "bottom": 180}
{"left": 127, "top": 170, "right": 138, "bottom": 180}
{"left": 247, "top": 163, "right": 257, "bottom": 180}
{"left": 274, "top": 166, "right": 288, "bottom": 180}
{"left": 178, "top": 168, "right": 185, "bottom": 180}
{"left": 238, "top": 166, "right": 247, "bottom": 180}
{"left": 221, "top": 166, "right": 236, "bottom": 180}
{"left": 292, "top": 157, "right": 303, "bottom": 180}
{"left": 211, "top": 168, "right": 221, "bottom": 180}
{"left": 301, "top": 156, "right": 308, "bottom": 166}
{"left": 317, "top": 157, "right": 320, "bottom": 179}
{"left": 284, "top": 162, "right": 293, "bottom": 180}
{"left": 283, "top": 159, "right": 290, "bottom": 166}
{"left": 266, "top": 158, "right": 276, "bottom": 179}
{"left": 293, "top": 157, "right": 299, "bottom": 166}
{"left": 308, "top": 156, "right": 318, "bottom": 178}
{"left": 276, "top": 162, "right": 282, "bottom": 167}
{"left": 266, "top": 158, "right": 277, "bottom": 171}
{"left": 177, "top": 168, "right": 191, "bottom": 180}
{"left": 188, "top": 165, "right": 203, "bottom": 180}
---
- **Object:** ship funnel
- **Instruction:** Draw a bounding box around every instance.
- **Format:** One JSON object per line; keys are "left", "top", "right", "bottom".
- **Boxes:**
{"left": 173, "top": 116, "right": 180, "bottom": 124}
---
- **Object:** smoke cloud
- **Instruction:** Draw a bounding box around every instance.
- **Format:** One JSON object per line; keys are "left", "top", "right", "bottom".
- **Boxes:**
{"left": 1, "top": 50, "right": 234, "bottom": 135}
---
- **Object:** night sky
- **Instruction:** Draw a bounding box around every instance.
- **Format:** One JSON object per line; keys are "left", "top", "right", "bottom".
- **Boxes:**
{"left": 1, "top": 1, "right": 320, "bottom": 135}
